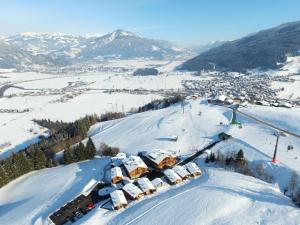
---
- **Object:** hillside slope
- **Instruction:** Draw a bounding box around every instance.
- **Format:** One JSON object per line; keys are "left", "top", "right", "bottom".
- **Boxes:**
{"left": 181, "top": 21, "right": 300, "bottom": 72}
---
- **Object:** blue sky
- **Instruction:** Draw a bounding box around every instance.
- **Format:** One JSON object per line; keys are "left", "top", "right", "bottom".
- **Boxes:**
{"left": 0, "top": 0, "right": 299, "bottom": 46}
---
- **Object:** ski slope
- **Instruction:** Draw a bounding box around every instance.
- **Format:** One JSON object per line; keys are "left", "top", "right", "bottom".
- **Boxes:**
{"left": 1, "top": 100, "right": 300, "bottom": 225}
{"left": 0, "top": 158, "right": 109, "bottom": 225}
{"left": 79, "top": 168, "right": 300, "bottom": 225}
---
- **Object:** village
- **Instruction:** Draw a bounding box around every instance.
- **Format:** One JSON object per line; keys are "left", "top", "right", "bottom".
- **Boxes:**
{"left": 49, "top": 146, "right": 205, "bottom": 225}
{"left": 183, "top": 72, "right": 300, "bottom": 108}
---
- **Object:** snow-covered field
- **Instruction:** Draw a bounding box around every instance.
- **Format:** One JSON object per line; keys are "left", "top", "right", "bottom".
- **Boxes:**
{"left": 1, "top": 58, "right": 300, "bottom": 225}
{"left": 0, "top": 157, "right": 110, "bottom": 225}
{"left": 1, "top": 99, "right": 300, "bottom": 225}
{"left": 0, "top": 59, "right": 201, "bottom": 158}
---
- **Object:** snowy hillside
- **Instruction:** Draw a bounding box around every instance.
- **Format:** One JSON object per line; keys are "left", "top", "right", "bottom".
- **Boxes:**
{"left": 1, "top": 99, "right": 300, "bottom": 225}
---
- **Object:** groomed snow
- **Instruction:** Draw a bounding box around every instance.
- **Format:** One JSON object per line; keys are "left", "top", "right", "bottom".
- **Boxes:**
{"left": 80, "top": 168, "right": 300, "bottom": 225}
{"left": 0, "top": 158, "right": 109, "bottom": 225}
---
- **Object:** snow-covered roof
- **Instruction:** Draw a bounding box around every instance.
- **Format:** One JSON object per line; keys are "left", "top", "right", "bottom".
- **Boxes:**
{"left": 146, "top": 149, "right": 176, "bottom": 165}
{"left": 122, "top": 183, "right": 143, "bottom": 198}
{"left": 123, "top": 156, "right": 148, "bottom": 173}
{"left": 137, "top": 177, "right": 156, "bottom": 192}
{"left": 185, "top": 162, "right": 201, "bottom": 175}
{"left": 111, "top": 166, "right": 123, "bottom": 178}
{"left": 215, "top": 94, "right": 228, "bottom": 102}
{"left": 151, "top": 178, "right": 165, "bottom": 188}
{"left": 163, "top": 169, "right": 182, "bottom": 183}
{"left": 110, "top": 190, "right": 127, "bottom": 208}
{"left": 173, "top": 165, "right": 189, "bottom": 178}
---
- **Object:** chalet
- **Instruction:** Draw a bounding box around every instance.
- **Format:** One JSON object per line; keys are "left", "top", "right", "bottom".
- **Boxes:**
{"left": 110, "top": 190, "right": 128, "bottom": 210}
{"left": 173, "top": 165, "right": 190, "bottom": 180}
{"left": 163, "top": 169, "right": 182, "bottom": 185}
{"left": 185, "top": 162, "right": 202, "bottom": 177}
{"left": 111, "top": 167, "right": 124, "bottom": 184}
{"left": 137, "top": 177, "right": 156, "bottom": 195}
{"left": 123, "top": 156, "right": 148, "bottom": 179}
{"left": 145, "top": 149, "right": 177, "bottom": 169}
{"left": 122, "top": 183, "right": 144, "bottom": 200}
{"left": 151, "top": 177, "right": 166, "bottom": 189}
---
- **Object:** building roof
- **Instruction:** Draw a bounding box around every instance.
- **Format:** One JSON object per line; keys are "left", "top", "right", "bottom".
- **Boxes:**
{"left": 173, "top": 165, "right": 189, "bottom": 178}
{"left": 163, "top": 169, "right": 182, "bottom": 183}
{"left": 185, "top": 162, "right": 201, "bottom": 175}
{"left": 111, "top": 166, "right": 123, "bottom": 178}
{"left": 122, "top": 183, "right": 143, "bottom": 198}
{"left": 123, "top": 156, "right": 148, "bottom": 173}
{"left": 110, "top": 190, "right": 127, "bottom": 208}
{"left": 151, "top": 178, "right": 165, "bottom": 188}
{"left": 137, "top": 177, "right": 156, "bottom": 192}
{"left": 146, "top": 149, "right": 176, "bottom": 165}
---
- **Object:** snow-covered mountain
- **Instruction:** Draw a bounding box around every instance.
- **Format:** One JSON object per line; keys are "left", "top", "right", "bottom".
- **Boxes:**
{"left": 1, "top": 30, "right": 185, "bottom": 68}
{"left": 0, "top": 40, "right": 34, "bottom": 68}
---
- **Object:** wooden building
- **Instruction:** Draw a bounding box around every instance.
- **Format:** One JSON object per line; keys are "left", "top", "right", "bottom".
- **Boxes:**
{"left": 173, "top": 165, "right": 190, "bottom": 180}
{"left": 137, "top": 177, "right": 156, "bottom": 195}
{"left": 111, "top": 166, "right": 124, "bottom": 184}
{"left": 185, "top": 162, "right": 202, "bottom": 177}
{"left": 122, "top": 183, "right": 144, "bottom": 200}
{"left": 123, "top": 156, "right": 148, "bottom": 179}
{"left": 145, "top": 149, "right": 177, "bottom": 169}
{"left": 110, "top": 190, "right": 128, "bottom": 210}
{"left": 163, "top": 169, "right": 182, "bottom": 185}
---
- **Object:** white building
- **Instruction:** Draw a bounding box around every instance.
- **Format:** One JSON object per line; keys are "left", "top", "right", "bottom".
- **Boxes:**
{"left": 137, "top": 177, "right": 156, "bottom": 195}
{"left": 122, "top": 183, "right": 144, "bottom": 200}
{"left": 123, "top": 156, "right": 148, "bottom": 179}
{"left": 110, "top": 190, "right": 128, "bottom": 210}
{"left": 111, "top": 166, "right": 124, "bottom": 184}
{"left": 185, "top": 162, "right": 202, "bottom": 177}
{"left": 173, "top": 165, "right": 190, "bottom": 179}
{"left": 163, "top": 169, "right": 182, "bottom": 185}
{"left": 151, "top": 178, "right": 166, "bottom": 189}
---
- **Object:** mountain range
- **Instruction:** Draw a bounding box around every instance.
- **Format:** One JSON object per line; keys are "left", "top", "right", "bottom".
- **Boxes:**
{"left": 181, "top": 21, "right": 300, "bottom": 72}
{"left": 0, "top": 30, "right": 186, "bottom": 69}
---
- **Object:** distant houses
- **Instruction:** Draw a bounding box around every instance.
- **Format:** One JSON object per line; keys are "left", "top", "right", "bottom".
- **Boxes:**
{"left": 145, "top": 149, "right": 177, "bottom": 169}
{"left": 123, "top": 156, "right": 149, "bottom": 179}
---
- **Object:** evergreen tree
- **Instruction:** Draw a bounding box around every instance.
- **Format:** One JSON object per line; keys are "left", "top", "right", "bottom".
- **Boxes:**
{"left": 205, "top": 156, "right": 210, "bottom": 163}
{"left": 33, "top": 149, "right": 47, "bottom": 170}
{"left": 63, "top": 145, "right": 73, "bottom": 164}
{"left": 0, "top": 165, "right": 8, "bottom": 187}
{"left": 86, "top": 138, "right": 96, "bottom": 159}
{"left": 74, "top": 142, "right": 86, "bottom": 161}
{"left": 210, "top": 153, "right": 216, "bottom": 162}
{"left": 237, "top": 149, "right": 244, "bottom": 161}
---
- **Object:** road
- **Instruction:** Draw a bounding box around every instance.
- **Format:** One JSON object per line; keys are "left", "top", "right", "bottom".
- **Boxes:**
{"left": 237, "top": 109, "right": 300, "bottom": 139}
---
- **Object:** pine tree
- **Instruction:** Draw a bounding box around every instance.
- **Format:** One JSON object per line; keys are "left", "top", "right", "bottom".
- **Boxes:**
{"left": 74, "top": 142, "right": 86, "bottom": 161}
{"left": 63, "top": 146, "right": 73, "bottom": 164}
{"left": 237, "top": 149, "right": 244, "bottom": 161}
{"left": 0, "top": 165, "right": 8, "bottom": 188}
{"left": 210, "top": 153, "right": 216, "bottom": 162}
{"left": 205, "top": 155, "right": 210, "bottom": 163}
{"left": 33, "top": 149, "right": 47, "bottom": 170}
{"left": 86, "top": 138, "right": 96, "bottom": 159}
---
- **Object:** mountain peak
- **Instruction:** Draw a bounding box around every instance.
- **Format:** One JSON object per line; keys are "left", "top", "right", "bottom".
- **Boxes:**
{"left": 109, "top": 29, "right": 137, "bottom": 39}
